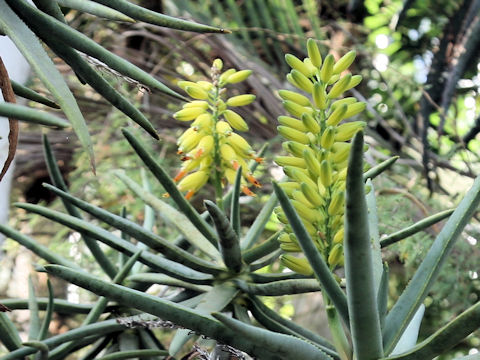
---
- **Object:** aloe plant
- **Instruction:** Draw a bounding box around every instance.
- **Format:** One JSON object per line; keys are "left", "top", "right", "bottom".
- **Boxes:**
{"left": 1, "top": 41, "right": 480, "bottom": 360}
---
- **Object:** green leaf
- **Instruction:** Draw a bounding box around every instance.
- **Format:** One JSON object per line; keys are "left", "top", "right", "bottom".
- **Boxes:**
{"left": 121, "top": 128, "right": 219, "bottom": 244}
{"left": 126, "top": 273, "right": 210, "bottom": 293}
{"left": 91, "top": 0, "right": 228, "bottom": 33}
{"left": 7, "top": 0, "right": 183, "bottom": 100}
{"left": 0, "top": 313, "right": 22, "bottom": 351}
{"left": 382, "top": 176, "right": 480, "bottom": 354}
{"left": 55, "top": 0, "right": 135, "bottom": 22}
{"left": 363, "top": 156, "right": 399, "bottom": 181}
{"left": 236, "top": 279, "right": 322, "bottom": 296}
{"left": 213, "top": 312, "right": 333, "bottom": 360}
{"left": 205, "top": 200, "right": 243, "bottom": 273}
{"left": 240, "top": 193, "right": 278, "bottom": 250}
{"left": 0, "top": 1, "right": 94, "bottom": 169}
{"left": 27, "top": 276, "right": 40, "bottom": 341}
{"left": 344, "top": 131, "right": 384, "bottom": 359}
{"left": 380, "top": 209, "right": 454, "bottom": 248}
{"left": 366, "top": 179, "right": 383, "bottom": 296}
{"left": 21, "top": 341, "right": 49, "bottom": 360}
{"left": 38, "top": 280, "right": 54, "bottom": 341}
{"left": 114, "top": 170, "right": 222, "bottom": 261}
{"left": 242, "top": 231, "right": 281, "bottom": 264}
{"left": 273, "top": 182, "right": 349, "bottom": 327}
{"left": 43, "top": 136, "right": 118, "bottom": 279}
{"left": 378, "top": 263, "right": 389, "bottom": 330}
{"left": 390, "top": 305, "right": 425, "bottom": 356}
{"left": 42, "top": 182, "right": 222, "bottom": 274}
{"left": 0, "top": 103, "right": 69, "bottom": 128}
{"left": 42, "top": 265, "right": 284, "bottom": 360}
{"left": 97, "top": 350, "right": 169, "bottom": 360}
{"left": 14, "top": 203, "right": 214, "bottom": 284}
{"left": 385, "top": 302, "right": 480, "bottom": 360}
{"left": 230, "top": 167, "right": 242, "bottom": 237}
{"left": 0, "top": 298, "right": 114, "bottom": 314}
{"left": 11, "top": 80, "right": 59, "bottom": 108}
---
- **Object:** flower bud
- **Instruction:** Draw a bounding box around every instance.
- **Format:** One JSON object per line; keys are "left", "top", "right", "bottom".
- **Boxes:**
{"left": 197, "top": 81, "right": 214, "bottom": 91}
{"left": 291, "top": 70, "right": 314, "bottom": 93}
{"left": 216, "top": 120, "right": 232, "bottom": 134}
{"left": 177, "top": 170, "right": 209, "bottom": 193}
{"left": 303, "top": 148, "right": 321, "bottom": 177}
{"left": 278, "top": 182, "right": 300, "bottom": 196}
{"left": 278, "top": 90, "right": 311, "bottom": 106}
{"left": 301, "top": 113, "right": 320, "bottom": 134}
{"left": 328, "top": 190, "right": 344, "bottom": 216}
{"left": 225, "top": 69, "right": 252, "bottom": 84}
{"left": 285, "top": 54, "right": 312, "bottom": 78}
{"left": 332, "top": 50, "right": 356, "bottom": 74}
{"left": 173, "top": 107, "right": 206, "bottom": 121}
{"left": 293, "top": 190, "right": 315, "bottom": 208}
{"left": 189, "top": 135, "right": 214, "bottom": 159}
{"left": 219, "top": 68, "right": 236, "bottom": 83}
{"left": 278, "top": 126, "right": 310, "bottom": 144}
{"left": 224, "top": 110, "right": 249, "bottom": 131}
{"left": 275, "top": 156, "right": 307, "bottom": 168}
{"left": 327, "top": 74, "right": 352, "bottom": 99}
{"left": 185, "top": 85, "right": 209, "bottom": 100}
{"left": 333, "top": 227, "right": 344, "bottom": 244}
{"left": 284, "top": 167, "right": 317, "bottom": 189}
{"left": 303, "top": 58, "right": 318, "bottom": 77}
{"left": 345, "top": 75, "right": 362, "bottom": 90}
{"left": 192, "top": 113, "right": 213, "bottom": 130}
{"left": 320, "top": 160, "right": 333, "bottom": 187}
{"left": 284, "top": 141, "right": 309, "bottom": 157}
{"left": 183, "top": 100, "right": 209, "bottom": 110}
{"left": 220, "top": 143, "right": 238, "bottom": 163}
{"left": 320, "top": 126, "right": 336, "bottom": 150}
{"left": 227, "top": 132, "right": 253, "bottom": 155}
{"left": 213, "top": 58, "right": 223, "bottom": 70}
{"left": 331, "top": 142, "right": 352, "bottom": 163}
{"left": 307, "top": 38, "right": 322, "bottom": 68}
{"left": 313, "top": 83, "right": 327, "bottom": 110}
{"left": 291, "top": 200, "right": 317, "bottom": 223}
{"left": 227, "top": 94, "right": 256, "bottom": 107}
{"left": 282, "top": 100, "right": 313, "bottom": 118}
{"left": 280, "top": 255, "right": 313, "bottom": 276}
{"left": 335, "top": 121, "right": 366, "bottom": 142}
{"left": 301, "top": 182, "right": 324, "bottom": 207}
{"left": 330, "top": 97, "right": 357, "bottom": 111}
{"left": 327, "top": 74, "right": 340, "bottom": 85}
{"left": 278, "top": 115, "right": 308, "bottom": 132}
{"left": 326, "top": 104, "right": 348, "bottom": 126}
{"left": 327, "top": 243, "right": 344, "bottom": 267}
{"left": 320, "top": 54, "right": 334, "bottom": 83}
{"left": 344, "top": 102, "right": 366, "bottom": 119}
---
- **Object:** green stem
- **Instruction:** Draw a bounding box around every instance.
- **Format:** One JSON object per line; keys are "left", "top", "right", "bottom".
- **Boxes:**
{"left": 323, "top": 292, "right": 352, "bottom": 360}
{"left": 211, "top": 85, "right": 224, "bottom": 210}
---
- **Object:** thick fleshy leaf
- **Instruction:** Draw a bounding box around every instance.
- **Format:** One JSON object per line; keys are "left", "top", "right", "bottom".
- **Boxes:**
{"left": 11, "top": 80, "right": 59, "bottom": 108}
{"left": 366, "top": 179, "right": 383, "bottom": 296}
{"left": 38, "top": 280, "right": 54, "bottom": 341}
{"left": 1, "top": 298, "right": 115, "bottom": 314}
{"left": 55, "top": 0, "right": 135, "bottom": 22}
{"left": 363, "top": 156, "right": 399, "bottom": 181}
{"left": 230, "top": 167, "right": 242, "bottom": 237}
{"left": 242, "top": 231, "right": 280, "bottom": 264}
{"left": 344, "top": 131, "right": 383, "bottom": 359}
{"left": 236, "top": 279, "right": 321, "bottom": 296}
{"left": 391, "top": 305, "right": 425, "bottom": 355}
{"left": 273, "top": 182, "right": 349, "bottom": 327}
{"left": 7, "top": 0, "right": 183, "bottom": 100}
{"left": 0, "top": 313, "right": 22, "bottom": 351}
{"left": 27, "top": 277, "right": 40, "bottom": 341}
{"left": 0, "top": 103, "right": 69, "bottom": 128}
{"left": 91, "top": 0, "right": 228, "bottom": 33}
{"left": 0, "top": 1, "right": 94, "bottom": 169}
{"left": 127, "top": 273, "right": 210, "bottom": 293}
{"left": 383, "top": 176, "right": 480, "bottom": 354}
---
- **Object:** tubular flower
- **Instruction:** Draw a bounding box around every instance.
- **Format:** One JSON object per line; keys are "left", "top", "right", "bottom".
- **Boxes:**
{"left": 277, "top": 39, "right": 367, "bottom": 272}
{"left": 173, "top": 59, "right": 261, "bottom": 199}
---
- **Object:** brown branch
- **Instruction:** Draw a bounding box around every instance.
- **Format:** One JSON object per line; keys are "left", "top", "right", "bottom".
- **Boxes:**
{"left": 0, "top": 56, "right": 18, "bottom": 182}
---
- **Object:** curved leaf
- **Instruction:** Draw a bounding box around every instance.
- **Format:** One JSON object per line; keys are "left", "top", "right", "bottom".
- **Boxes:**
{"left": 56, "top": 0, "right": 135, "bottom": 22}
{"left": 236, "top": 279, "right": 322, "bottom": 296}
{"left": 11, "top": 80, "right": 59, "bottom": 108}
{"left": 242, "top": 231, "right": 280, "bottom": 264}
{"left": 390, "top": 305, "right": 425, "bottom": 356}
{"left": 363, "top": 156, "right": 399, "bottom": 181}
{"left": 0, "top": 103, "right": 69, "bottom": 128}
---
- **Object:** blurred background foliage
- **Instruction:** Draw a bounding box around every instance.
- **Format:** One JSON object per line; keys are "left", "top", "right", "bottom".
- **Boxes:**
{"left": 3, "top": 0, "right": 480, "bottom": 358}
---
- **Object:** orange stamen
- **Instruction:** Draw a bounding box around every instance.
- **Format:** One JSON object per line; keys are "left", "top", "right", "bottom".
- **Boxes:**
{"left": 247, "top": 174, "right": 261, "bottom": 187}
{"left": 185, "top": 190, "right": 195, "bottom": 200}
{"left": 162, "top": 192, "right": 170, "bottom": 198}
{"left": 194, "top": 148, "right": 204, "bottom": 159}
{"left": 254, "top": 157, "right": 264, "bottom": 163}
{"left": 174, "top": 170, "right": 187, "bottom": 182}
{"left": 181, "top": 156, "right": 191, "bottom": 161}
{"left": 232, "top": 160, "right": 240, "bottom": 170}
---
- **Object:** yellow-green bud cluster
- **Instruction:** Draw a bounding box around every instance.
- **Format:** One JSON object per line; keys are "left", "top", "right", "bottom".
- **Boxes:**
{"left": 276, "top": 39, "right": 367, "bottom": 273}
{"left": 173, "top": 59, "right": 261, "bottom": 199}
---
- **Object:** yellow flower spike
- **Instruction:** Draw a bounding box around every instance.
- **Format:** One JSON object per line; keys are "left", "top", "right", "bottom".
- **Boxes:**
{"left": 303, "top": 58, "right": 318, "bottom": 77}
{"left": 282, "top": 100, "right": 314, "bottom": 118}
{"left": 330, "top": 97, "right": 357, "bottom": 111}
{"left": 320, "top": 126, "right": 336, "bottom": 150}
{"left": 278, "top": 115, "right": 309, "bottom": 132}
{"left": 281, "top": 242, "right": 303, "bottom": 253}
{"left": 225, "top": 69, "right": 252, "bottom": 84}
{"left": 223, "top": 109, "right": 249, "bottom": 131}
{"left": 278, "top": 90, "right": 311, "bottom": 106}
{"left": 335, "top": 121, "right": 366, "bottom": 142}
{"left": 291, "top": 69, "right": 314, "bottom": 93}
{"left": 177, "top": 126, "right": 197, "bottom": 145}
{"left": 213, "top": 58, "right": 223, "bottom": 70}
{"left": 327, "top": 74, "right": 352, "bottom": 99}
{"left": 301, "top": 182, "right": 325, "bottom": 207}
{"left": 219, "top": 68, "right": 236, "bottom": 84}
{"left": 320, "top": 54, "right": 335, "bottom": 83}
{"left": 292, "top": 190, "right": 315, "bottom": 208}
{"left": 216, "top": 120, "right": 233, "bottom": 134}
{"left": 275, "top": 156, "right": 307, "bottom": 168}
{"left": 328, "top": 190, "right": 345, "bottom": 216}
{"left": 344, "top": 102, "right": 367, "bottom": 119}
{"left": 227, "top": 132, "right": 253, "bottom": 155}
{"left": 185, "top": 86, "right": 209, "bottom": 100}
{"left": 192, "top": 113, "right": 213, "bottom": 130}
{"left": 320, "top": 159, "right": 333, "bottom": 187}
{"left": 328, "top": 244, "right": 344, "bottom": 267}
{"left": 285, "top": 53, "right": 312, "bottom": 78}
{"left": 346, "top": 75, "right": 363, "bottom": 90}
{"left": 284, "top": 167, "right": 317, "bottom": 189}
{"left": 183, "top": 100, "right": 209, "bottom": 109}
{"left": 220, "top": 143, "right": 238, "bottom": 163}
{"left": 332, "top": 50, "right": 356, "bottom": 75}
{"left": 291, "top": 200, "right": 318, "bottom": 223}
{"left": 173, "top": 107, "right": 206, "bottom": 121}
{"left": 226, "top": 94, "right": 256, "bottom": 107}
{"left": 284, "top": 141, "right": 310, "bottom": 157}
{"left": 280, "top": 255, "right": 313, "bottom": 276}
{"left": 326, "top": 104, "right": 348, "bottom": 126}
{"left": 277, "top": 125, "right": 310, "bottom": 144}
{"left": 307, "top": 38, "right": 322, "bottom": 68}
{"left": 303, "top": 148, "right": 321, "bottom": 177}
{"left": 177, "top": 170, "right": 209, "bottom": 193}
{"left": 301, "top": 113, "right": 320, "bottom": 134}
{"left": 177, "top": 80, "right": 197, "bottom": 90}
{"left": 177, "top": 131, "right": 204, "bottom": 154}
{"left": 312, "top": 82, "right": 328, "bottom": 110}
{"left": 197, "top": 81, "right": 214, "bottom": 91}
{"left": 333, "top": 227, "right": 344, "bottom": 244}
